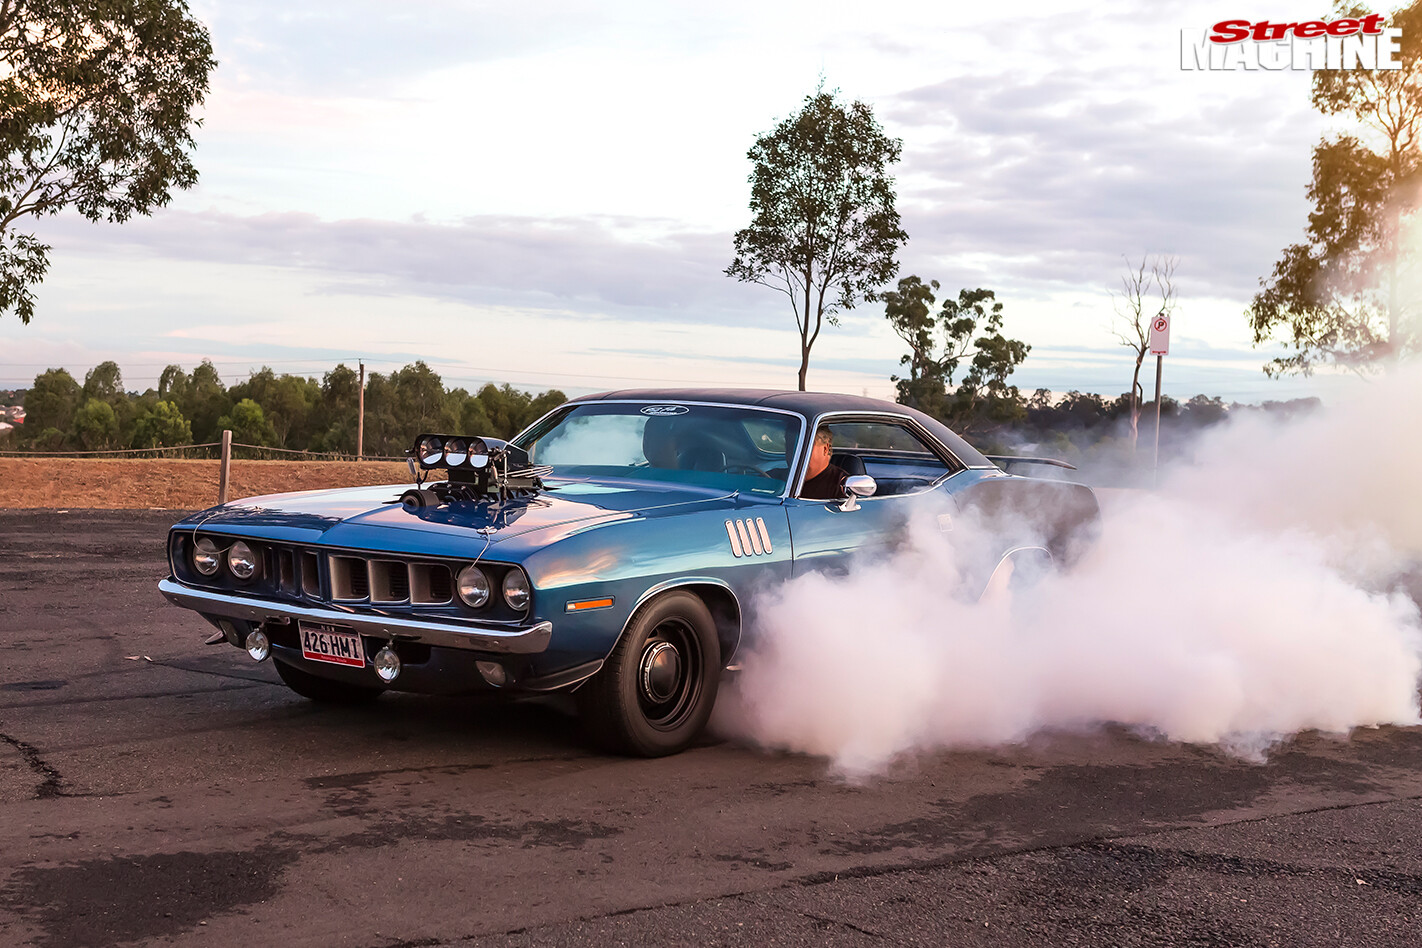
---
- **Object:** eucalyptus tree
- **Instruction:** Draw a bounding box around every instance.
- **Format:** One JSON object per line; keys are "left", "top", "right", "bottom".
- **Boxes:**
{"left": 727, "top": 87, "right": 907, "bottom": 390}
{"left": 0, "top": 0, "right": 216, "bottom": 324}
{"left": 1249, "top": 1, "right": 1421, "bottom": 374}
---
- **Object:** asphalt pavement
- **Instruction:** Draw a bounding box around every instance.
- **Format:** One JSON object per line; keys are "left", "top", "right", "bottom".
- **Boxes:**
{"left": 2, "top": 509, "right": 1421, "bottom": 947}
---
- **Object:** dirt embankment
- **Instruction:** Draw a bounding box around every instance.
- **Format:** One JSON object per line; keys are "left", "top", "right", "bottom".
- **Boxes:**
{"left": 0, "top": 459, "right": 411, "bottom": 509}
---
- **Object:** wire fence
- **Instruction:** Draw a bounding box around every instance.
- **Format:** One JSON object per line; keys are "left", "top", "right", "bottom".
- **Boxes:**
{"left": 0, "top": 441, "right": 406, "bottom": 462}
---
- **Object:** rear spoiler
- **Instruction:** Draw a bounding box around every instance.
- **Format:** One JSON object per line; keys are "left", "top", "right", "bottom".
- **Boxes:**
{"left": 985, "top": 455, "right": 1077, "bottom": 471}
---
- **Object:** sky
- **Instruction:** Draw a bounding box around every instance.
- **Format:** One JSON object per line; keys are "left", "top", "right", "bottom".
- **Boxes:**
{"left": 0, "top": 0, "right": 1392, "bottom": 404}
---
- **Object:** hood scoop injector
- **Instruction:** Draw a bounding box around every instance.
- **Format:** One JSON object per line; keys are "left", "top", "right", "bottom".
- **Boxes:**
{"left": 399, "top": 434, "right": 552, "bottom": 511}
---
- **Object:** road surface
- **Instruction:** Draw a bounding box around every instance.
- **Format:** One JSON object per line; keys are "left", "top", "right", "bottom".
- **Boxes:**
{"left": 2, "top": 510, "right": 1421, "bottom": 946}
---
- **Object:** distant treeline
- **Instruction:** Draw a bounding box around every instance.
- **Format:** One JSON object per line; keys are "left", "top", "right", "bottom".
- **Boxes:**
{"left": 0, "top": 364, "right": 1320, "bottom": 477}
{"left": 980, "top": 388, "right": 1321, "bottom": 480}
{"left": 0, "top": 361, "right": 566, "bottom": 455}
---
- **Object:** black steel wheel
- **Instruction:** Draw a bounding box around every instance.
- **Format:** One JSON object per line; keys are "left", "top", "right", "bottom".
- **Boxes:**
{"left": 274, "top": 657, "right": 384, "bottom": 704}
{"left": 576, "top": 590, "right": 721, "bottom": 757}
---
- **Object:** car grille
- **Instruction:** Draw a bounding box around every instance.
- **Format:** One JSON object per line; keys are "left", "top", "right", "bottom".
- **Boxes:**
{"left": 273, "top": 549, "right": 323, "bottom": 597}
{"left": 173, "top": 531, "right": 530, "bottom": 618}
{"left": 325, "top": 554, "right": 453, "bottom": 605}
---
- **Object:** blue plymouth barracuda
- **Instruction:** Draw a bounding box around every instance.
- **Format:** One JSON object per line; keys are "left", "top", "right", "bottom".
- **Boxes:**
{"left": 160, "top": 389, "right": 1099, "bottom": 756}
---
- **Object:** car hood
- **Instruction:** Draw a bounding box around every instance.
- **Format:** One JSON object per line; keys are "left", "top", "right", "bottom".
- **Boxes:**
{"left": 176, "top": 478, "right": 749, "bottom": 551}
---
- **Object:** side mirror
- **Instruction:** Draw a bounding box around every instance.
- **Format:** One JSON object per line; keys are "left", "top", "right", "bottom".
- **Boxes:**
{"left": 845, "top": 475, "right": 876, "bottom": 497}
{"left": 838, "top": 475, "right": 876, "bottom": 511}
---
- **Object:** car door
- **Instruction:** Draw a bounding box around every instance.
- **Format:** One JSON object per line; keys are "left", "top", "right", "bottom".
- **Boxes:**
{"left": 785, "top": 416, "right": 960, "bottom": 577}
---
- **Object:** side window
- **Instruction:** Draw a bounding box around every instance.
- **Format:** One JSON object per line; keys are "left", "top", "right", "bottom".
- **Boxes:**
{"left": 741, "top": 418, "right": 791, "bottom": 459}
{"left": 823, "top": 421, "right": 953, "bottom": 496}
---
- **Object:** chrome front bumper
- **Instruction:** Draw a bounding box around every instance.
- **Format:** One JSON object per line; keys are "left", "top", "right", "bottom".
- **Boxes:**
{"left": 158, "top": 579, "right": 552, "bottom": 655}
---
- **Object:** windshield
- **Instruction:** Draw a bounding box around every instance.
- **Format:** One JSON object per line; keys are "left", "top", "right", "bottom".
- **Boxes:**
{"left": 516, "top": 403, "right": 804, "bottom": 496}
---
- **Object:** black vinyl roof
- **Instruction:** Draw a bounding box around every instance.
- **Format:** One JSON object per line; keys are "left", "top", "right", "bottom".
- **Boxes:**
{"left": 568, "top": 388, "right": 994, "bottom": 468}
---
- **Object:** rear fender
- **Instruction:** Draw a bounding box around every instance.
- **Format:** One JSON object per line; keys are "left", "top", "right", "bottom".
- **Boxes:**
{"left": 954, "top": 478, "right": 1101, "bottom": 567}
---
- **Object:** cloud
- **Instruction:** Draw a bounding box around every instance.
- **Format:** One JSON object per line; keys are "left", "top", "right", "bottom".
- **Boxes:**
{"left": 42, "top": 208, "right": 784, "bottom": 325}
{"left": 195, "top": 1, "right": 617, "bottom": 94}
{"left": 885, "top": 68, "right": 1323, "bottom": 301}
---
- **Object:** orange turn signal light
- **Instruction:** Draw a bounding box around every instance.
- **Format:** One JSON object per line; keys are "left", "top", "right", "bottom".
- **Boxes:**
{"left": 565, "top": 597, "right": 614, "bottom": 612}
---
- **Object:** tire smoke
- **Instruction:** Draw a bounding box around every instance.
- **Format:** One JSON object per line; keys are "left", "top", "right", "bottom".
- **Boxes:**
{"left": 724, "top": 367, "right": 1422, "bottom": 776}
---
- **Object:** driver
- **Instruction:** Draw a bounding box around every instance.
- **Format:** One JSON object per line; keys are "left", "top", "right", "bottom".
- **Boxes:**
{"left": 799, "top": 427, "right": 848, "bottom": 500}
{"left": 642, "top": 417, "right": 682, "bottom": 468}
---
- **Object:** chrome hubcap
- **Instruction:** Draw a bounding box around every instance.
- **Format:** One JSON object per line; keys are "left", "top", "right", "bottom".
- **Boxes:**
{"left": 634, "top": 617, "right": 704, "bottom": 732}
{"left": 640, "top": 640, "right": 682, "bottom": 704}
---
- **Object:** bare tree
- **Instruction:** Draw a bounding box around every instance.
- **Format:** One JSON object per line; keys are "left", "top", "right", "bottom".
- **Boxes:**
{"left": 1112, "top": 255, "right": 1178, "bottom": 451}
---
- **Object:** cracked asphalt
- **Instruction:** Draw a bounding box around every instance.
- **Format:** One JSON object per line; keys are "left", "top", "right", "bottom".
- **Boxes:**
{"left": 3, "top": 509, "right": 1422, "bottom": 946}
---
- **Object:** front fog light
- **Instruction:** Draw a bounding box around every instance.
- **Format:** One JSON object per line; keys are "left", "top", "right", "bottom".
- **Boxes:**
{"left": 193, "top": 537, "right": 220, "bottom": 575}
{"left": 501, "top": 569, "right": 531, "bottom": 611}
{"left": 228, "top": 540, "right": 259, "bottom": 580}
{"left": 245, "top": 629, "right": 270, "bottom": 662}
{"left": 477, "top": 661, "right": 507, "bottom": 688}
{"left": 373, "top": 646, "right": 401, "bottom": 683}
{"left": 457, "top": 565, "right": 490, "bottom": 607}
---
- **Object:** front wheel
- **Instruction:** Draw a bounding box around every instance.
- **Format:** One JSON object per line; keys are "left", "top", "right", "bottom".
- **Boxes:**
{"left": 576, "top": 591, "right": 721, "bottom": 757}
{"left": 275, "top": 657, "right": 384, "bottom": 704}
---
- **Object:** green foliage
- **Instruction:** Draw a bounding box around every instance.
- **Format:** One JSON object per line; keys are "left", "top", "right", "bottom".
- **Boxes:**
{"left": 216, "top": 398, "right": 276, "bottom": 447}
{"left": 181, "top": 359, "right": 230, "bottom": 443}
{"left": 28, "top": 426, "right": 66, "bottom": 450}
{"left": 885, "top": 278, "right": 1031, "bottom": 434}
{"left": 131, "top": 399, "right": 191, "bottom": 448}
{"left": 72, "top": 397, "right": 118, "bottom": 449}
{"left": 0, "top": 230, "right": 48, "bottom": 325}
{"left": 1249, "top": 1, "right": 1422, "bottom": 374}
{"left": 0, "top": 0, "right": 217, "bottom": 325}
{"left": 19, "top": 367, "right": 79, "bottom": 436}
{"left": 358, "top": 361, "right": 459, "bottom": 456}
{"left": 14, "top": 361, "right": 567, "bottom": 455}
{"left": 1182, "top": 394, "right": 1227, "bottom": 426}
{"left": 82, "top": 361, "right": 124, "bottom": 403}
{"left": 229, "top": 367, "right": 320, "bottom": 447}
{"left": 158, "top": 364, "right": 189, "bottom": 402}
{"left": 881, "top": 275, "right": 941, "bottom": 408}
{"left": 465, "top": 383, "right": 565, "bottom": 438}
{"left": 727, "top": 85, "right": 907, "bottom": 390}
{"left": 308, "top": 363, "right": 361, "bottom": 453}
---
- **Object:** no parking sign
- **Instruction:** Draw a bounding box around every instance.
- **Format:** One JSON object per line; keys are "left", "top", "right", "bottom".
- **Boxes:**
{"left": 1149, "top": 312, "right": 1171, "bottom": 356}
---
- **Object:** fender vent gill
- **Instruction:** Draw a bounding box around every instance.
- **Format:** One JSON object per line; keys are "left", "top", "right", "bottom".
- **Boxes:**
{"left": 725, "top": 518, "right": 773, "bottom": 557}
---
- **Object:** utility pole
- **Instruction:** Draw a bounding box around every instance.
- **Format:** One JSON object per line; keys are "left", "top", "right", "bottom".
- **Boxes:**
{"left": 357, "top": 360, "right": 365, "bottom": 460}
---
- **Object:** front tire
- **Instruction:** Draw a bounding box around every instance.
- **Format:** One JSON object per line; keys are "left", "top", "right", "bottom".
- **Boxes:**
{"left": 577, "top": 591, "right": 721, "bottom": 757}
{"left": 274, "top": 658, "right": 384, "bottom": 704}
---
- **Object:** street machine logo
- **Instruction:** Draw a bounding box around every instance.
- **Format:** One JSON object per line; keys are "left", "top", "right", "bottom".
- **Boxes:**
{"left": 1181, "top": 14, "right": 1403, "bottom": 70}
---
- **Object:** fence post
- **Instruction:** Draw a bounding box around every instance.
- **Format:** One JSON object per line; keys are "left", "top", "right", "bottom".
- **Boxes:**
{"left": 218, "top": 430, "right": 232, "bottom": 505}
{"left": 357, "top": 360, "right": 365, "bottom": 460}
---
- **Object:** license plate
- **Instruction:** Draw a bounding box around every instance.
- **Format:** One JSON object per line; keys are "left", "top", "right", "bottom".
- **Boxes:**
{"left": 299, "top": 622, "right": 365, "bottom": 668}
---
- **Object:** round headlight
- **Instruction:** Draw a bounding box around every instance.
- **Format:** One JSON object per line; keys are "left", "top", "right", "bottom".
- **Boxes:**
{"left": 227, "top": 540, "right": 259, "bottom": 580}
{"left": 417, "top": 435, "right": 444, "bottom": 466}
{"left": 456, "top": 565, "right": 490, "bottom": 607}
{"left": 193, "top": 537, "right": 220, "bottom": 576}
{"left": 501, "top": 569, "right": 531, "bottom": 611}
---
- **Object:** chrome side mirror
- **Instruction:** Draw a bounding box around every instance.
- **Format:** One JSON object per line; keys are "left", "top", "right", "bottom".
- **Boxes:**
{"left": 838, "top": 475, "right": 876, "bottom": 511}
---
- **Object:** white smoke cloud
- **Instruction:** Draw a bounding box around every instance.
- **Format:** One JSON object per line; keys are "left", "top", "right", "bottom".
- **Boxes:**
{"left": 724, "top": 365, "right": 1422, "bottom": 777}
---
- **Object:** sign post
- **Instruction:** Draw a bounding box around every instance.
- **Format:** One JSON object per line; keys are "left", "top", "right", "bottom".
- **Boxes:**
{"left": 1148, "top": 311, "right": 1171, "bottom": 483}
